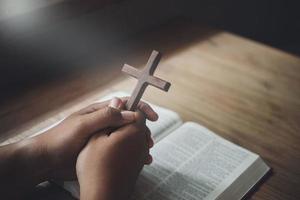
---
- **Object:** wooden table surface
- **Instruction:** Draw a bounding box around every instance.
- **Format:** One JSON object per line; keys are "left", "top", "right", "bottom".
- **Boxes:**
{"left": 1, "top": 20, "right": 299, "bottom": 200}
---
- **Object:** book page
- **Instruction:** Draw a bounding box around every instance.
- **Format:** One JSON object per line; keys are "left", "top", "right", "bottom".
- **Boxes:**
{"left": 217, "top": 156, "right": 269, "bottom": 200}
{"left": 132, "top": 122, "right": 263, "bottom": 200}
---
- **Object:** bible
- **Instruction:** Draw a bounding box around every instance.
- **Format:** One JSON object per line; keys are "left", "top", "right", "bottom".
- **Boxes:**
{"left": 37, "top": 91, "right": 270, "bottom": 199}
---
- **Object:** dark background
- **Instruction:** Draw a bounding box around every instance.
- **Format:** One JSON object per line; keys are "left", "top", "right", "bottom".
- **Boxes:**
{"left": 1, "top": 0, "right": 300, "bottom": 103}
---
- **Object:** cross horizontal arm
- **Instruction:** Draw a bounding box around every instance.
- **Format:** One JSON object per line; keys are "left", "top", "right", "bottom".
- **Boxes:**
{"left": 122, "top": 64, "right": 140, "bottom": 78}
{"left": 147, "top": 76, "right": 171, "bottom": 91}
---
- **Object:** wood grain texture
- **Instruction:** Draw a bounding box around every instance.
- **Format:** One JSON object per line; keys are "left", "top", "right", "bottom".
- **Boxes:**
{"left": 0, "top": 20, "right": 299, "bottom": 199}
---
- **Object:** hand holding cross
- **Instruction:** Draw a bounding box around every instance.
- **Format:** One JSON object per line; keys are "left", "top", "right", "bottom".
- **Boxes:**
{"left": 122, "top": 50, "right": 171, "bottom": 111}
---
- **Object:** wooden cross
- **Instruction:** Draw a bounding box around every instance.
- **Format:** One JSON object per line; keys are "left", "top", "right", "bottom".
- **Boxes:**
{"left": 122, "top": 50, "right": 171, "bottom": 111}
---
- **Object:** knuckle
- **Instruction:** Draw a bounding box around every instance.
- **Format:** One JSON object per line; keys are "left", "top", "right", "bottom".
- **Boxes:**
{"left": 87, "top": 103, "right": 100, "bottom": 112}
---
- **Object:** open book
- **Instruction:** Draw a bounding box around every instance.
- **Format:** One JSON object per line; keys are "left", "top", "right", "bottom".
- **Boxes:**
{"left": 41, "top": 91, "right": 270, "bottom": 199}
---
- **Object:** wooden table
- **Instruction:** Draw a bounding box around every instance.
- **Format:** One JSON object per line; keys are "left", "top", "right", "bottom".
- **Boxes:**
{"left": 1, "top": 20, "right": 299, "bottom": 200}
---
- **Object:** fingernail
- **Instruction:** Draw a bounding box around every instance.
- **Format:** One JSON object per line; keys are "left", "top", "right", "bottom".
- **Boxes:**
{"left": 121, "top": 111, "right": 135, "bottom": 122}
{"left": 109, "top": 97, "right": 121, "bottom": 109}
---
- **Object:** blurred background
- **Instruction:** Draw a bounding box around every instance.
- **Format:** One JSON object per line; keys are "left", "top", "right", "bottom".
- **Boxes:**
{"left": 1, "top": 0, "right": 300, "bottom": 103}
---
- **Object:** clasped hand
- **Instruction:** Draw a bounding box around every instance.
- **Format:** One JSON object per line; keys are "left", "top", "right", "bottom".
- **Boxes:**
{"left": 0, "top": 97, "right": 157, "bottom": 200}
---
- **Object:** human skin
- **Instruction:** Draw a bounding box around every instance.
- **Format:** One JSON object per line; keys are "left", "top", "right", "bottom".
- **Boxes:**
{"left": 77, "top": 109, "right": 150, "bottom": 200}
{"left": 0, "top": 97, "right": 157, "bottom": 199}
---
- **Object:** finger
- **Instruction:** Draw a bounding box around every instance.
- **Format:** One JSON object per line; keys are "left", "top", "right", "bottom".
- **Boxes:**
{"left": 80, "top": 106, "right": 136, "bottom": 134}
{"left": 138, "top": 101, "right": 158, "bottom": 121}
{"left": 135, "top": 110, "right": 146, "bottom": 125}
{"left": 145, "top": 154, "right": 153, "bottom": 165}
{"left": 145, "top": 127, "right": 154, "bottom": 148}
{"left": 108, "top": 97, "right": 123, "bottom": 110}
{"left": 121, "top": 97, "right": 158, "bottom": 121}
{"left": 77, "top": 97, "right": 123, "bottom": 115}
{"left": 76, "top": 101, "right": 109, "bottom": 115}
{"left": 109, "top": 120, "right": 150, "bottom": 165}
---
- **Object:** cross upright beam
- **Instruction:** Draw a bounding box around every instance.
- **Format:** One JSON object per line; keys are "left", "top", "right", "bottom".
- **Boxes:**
{"left": 122, "top": 50, "right": 171, "bottom": 111}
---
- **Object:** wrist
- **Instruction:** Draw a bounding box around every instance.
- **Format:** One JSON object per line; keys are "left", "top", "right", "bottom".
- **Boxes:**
{"left": 0, "top": 138, "right": 51, "bottom": 198}
{"left": 14, "top": 137, "right": 52, "bottom": 184}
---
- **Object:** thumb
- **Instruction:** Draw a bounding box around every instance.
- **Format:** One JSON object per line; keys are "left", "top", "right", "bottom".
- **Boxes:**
{"left": 80, "top": 100, "right": 136, "bottom": 134}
